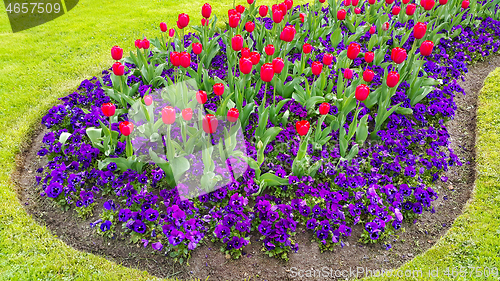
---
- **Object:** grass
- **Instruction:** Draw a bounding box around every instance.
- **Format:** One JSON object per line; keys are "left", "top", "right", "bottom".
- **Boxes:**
{"left": 0, "top": 0, "right": 499, "bottom": 280}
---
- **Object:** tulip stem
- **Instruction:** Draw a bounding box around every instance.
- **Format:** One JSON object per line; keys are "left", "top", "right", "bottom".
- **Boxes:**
{"left": 273, "top": 80, "right": 276, "bottom": 106}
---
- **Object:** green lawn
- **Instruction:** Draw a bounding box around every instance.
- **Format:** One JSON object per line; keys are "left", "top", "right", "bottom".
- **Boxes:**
{"left": 0, "top": 0, "right": 499, "bottom": 280}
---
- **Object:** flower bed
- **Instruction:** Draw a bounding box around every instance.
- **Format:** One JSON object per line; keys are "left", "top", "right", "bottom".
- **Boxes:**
{"left": 36, "top": 0, "right": 499, "bottom": 264}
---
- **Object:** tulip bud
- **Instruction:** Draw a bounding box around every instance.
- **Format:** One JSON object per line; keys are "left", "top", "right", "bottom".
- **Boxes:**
{"left": 161, "top": 106, "right": 176, "bottom": 125}
{"left": 241, "top": 47, "right": 251, "bottom": 58}
{"left": 311, "top": 61, "right": 323, "bottom": 76}
{"left": 201, "top": 18, "right": 209, "bottom": 26}
{"left": 170, "top": 52, "right": 181, "bottom": 67}
{"left": 391, "top": 47, "right": 407, "bottom": 64}
{"left": 112, "top": 62, "right": 125, "bottom": 76}
{"left": 295, "top": 120, "right": 310, "bottom": 136}
{"left": 192, "top": 42, "right": 203, "bottom": 55}
{"left": 402, "top": 0, "right": 410, "bottom": 3}
{"left": 227, "top": 108, "right": 239, "bottom": 122}
{"left": 182, "top": 108, "right": 193, "bottom": 121}
{"left": 240, "top": 57, "right": 253, "bottom": 74}
{"left": 169, "top": 28, "right": 175, "bottom": 37}
{"left": 354, "top": 7, "right": 361, "bottom": 14}
{"left": 142, "top": 39, "right": 150, "bottom": 49}
{"left": 368, "top": 0, "right": 376, "bottom": 4}
{"left": 365, "top": 51, "right": 374, "bottom": 63}
{"left": 392, "top": 6, "right": 401, "bottom": 15}
{"left": 273, "top": 10, "right": 283, "bottom": 23}
{"left": 280, "top": 25, "right": 296, "bottom": 42}
{"left": 406, "top": 4, "right": 416, "bottom": 15}
{"left": 344, "top": 0, "right": 351, "bottom": 6}
{"left": 363, "top": 69, "right": 374, "bottom": 82}
{"left": 420, "top": 40, "right": 434, "bottom": 56}
{"left": 101, "top": 103, "right": 116, "bottom": 117}
{"left": 202, "top": 114, "right": 218, "bottom": 134}
{"left": 319, "top": 102, "right": 330, "bottom": 115}
{"left": 111, "top": 46, "right": 123, "bottom": 60}
{"left": 135, "top": 39, "right": 143, "bottom": 49}
{"left": 160, "top": 22, "right": 167, "bottom": 32}
{"left": 347, "top": 42, "right": 361, "bottom": 60}
{"left": 261, "top": 63, "right": 275, "bottom": 82}
{"left": 386, "top": 71, "right": 400, "bottom": 88}
{"left": 279, "top": 3, "right": 287, "bottom": 15}
{"left": 323, "top": 53, "right": 334, "bottom": 65}
{"left": 303, "top": 43, "right": 312, "bottom": 54}
{"left": 196, "top": 90, "right": 207, "bottom": 104}
{"left": 386, "top": 0, "right": 394, "bottom": 4}
{"left": 461, "top": 0, "right": 469, "bottom": 8}
{"left": 337, "top": 9, "right": 347, "bottom": 20}
{"left": 250, "top": 52, "right": 261, "bottom": 65}
{"left": 177, "top": 13, "right": 190, "bottom": 29}
{"left": 180, "top": 52, "right": 191, "bottom": 68}
{"left": 231, "top": 35, "right": 243, "bottom": 51}
{"left": 421, "top": 0, "right": 435, "bottom": 10}
{"left": 272, "top": 57, "right": 285, "bottom": 74}
{"left": 229, "top": 14, "right": 241, "bottom": 28}
{"left": 344, "top": 68, "right": 353, "bottom": 79}
{"left": 248, "top": 0, "right": 254, "bottom": 4}
{"left": 144, "top": 95, "right": 153, "bottom": 106}
{"left": 285, "top": 0, "right": 294, "bottom": 10}
{"left": 202, "top": 3, "right": 212, "bottom": 18}
{"left": 413, "top": 22, "right": 427, "bottom": 39}
{"left": 213, "top": 83, "right": 225, "bottom": 96}
{"left": 369, "top": 26, "right": 376, "bottom": 34}
{"left": 439, "top": 0, "right": 447, "bottom": 4}
{"left": 236, "top": 4, "right": 245, "bottom": 14}
{"left": 355, "top": 84, "right": 370, "bottom": 101}
{"left": 319, "top": 0, "right": 326, "bottom": 3}
{"left": 245, "top": 21, "right": 255, "bottom": 33}
{"left": 352, "top": 0, "right": 359, "bottom": 5}
{"left": 259, "top": 5, "right": 269, "bottom": 17}
{"left": 119, "top": 121, "right": 134, "bottom": 136}
{"left": 265, "top": 44, "right": 275, "bottom": 56}
{"left": 382, "top": 22, "right": 390, "bottom": 31}
{"left": 299, "top": 13, "right": 306, "bottom": 23}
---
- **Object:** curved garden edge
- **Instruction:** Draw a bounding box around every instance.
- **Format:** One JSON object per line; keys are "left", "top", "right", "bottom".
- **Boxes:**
{"left": 11, "top": 56, "right": 500, "bottom": 280}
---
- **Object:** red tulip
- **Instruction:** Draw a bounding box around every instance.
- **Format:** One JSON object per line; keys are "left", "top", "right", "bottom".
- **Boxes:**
{"left": 236, "top": 4, "right": 245, "bottom": 14}
{"left": 303, "top": 43, "right": 312, "bottom": 54}
{"left": 355, "top": 84, "right": 370, "bottom": 101}
{"left": 112, "top": 62, "right": 124, "bottom": 76}
{"left": 202, "top": 114, "right": 218, "bottom": 134}
{"left": 365, "top": 51, "right": 374, "bottom": 63}
{"left": 169, "top": 28, "right": 175, "bottom": 37}
{"left": 192, "top": 43, "right": 203, "bottom": 55}
{"left": 421, "top": 0, "right": 435, "bottom": 10}
{"left": 213, "top": 83, "right": 224, "bottom": 96}
{"left": 196, "top": 90, "right": 207, "bottom": 104}
{"left": 265, "top": 44, "right": 275, "bottom": 56}
{"left": 160, "top": 22, "right": 168, "bottom": 32}
{"left": 182, "top": 108, "right": 193, "bottom": 121}
{"left": 201, "top": 18, "right": 209, "bottom": 26}
{"left": 323, "top": 53, "right": 333, "bottom": 65}
{"left": 391, "top": 47, "right": 407, "bottom": 64}
{"left": 392, "top": 6, "right": 401, "bottom": 15}
{"left": 144, "top": 95, "right": 153, "bottom": 106}
{"left": 231, "top": 35, "right": 243, "bottom": 51}
{"left": 261, "top": 63, "right": 275, "bottom": 82}
{"left": 250, "top": 52, "right": 261, "bottom": 65}
{"left": 180, "top": 52, "right": 191, "bottom": 68}
{"left": 202, "top": 3, "right": 212, "bottom": 18}
{"left": 319, "top": 102, "right": 330, "bottom": 115}
{"left": 347, "top": 42, "right": 361, "bottom": 60}
{"left": 273, "top": 10, "right": 283, "bottom": 23}
{"left": 142, "top": 39, "right": 150, "bottom": 49}
{"left": 177, "top": 13, "right": 190, "bottom": 28}
{"left": 119, "top": 121, "right": 134, "bottom": 136}
{"left": 420, "top": 40, "right": 434, "bottom": 56}
{"left": 229, "top": 14, "right": 241, "bottom": 28}
{"left": 362, "top": 69, "right": 374, "bottom": 82}
{"left": 280, "top": 25, "right": 296, "bottom": 42}
{"left": 369, "top": 26, "right": 376, "bottom": 34}
{"left": 386, "top": 71, "right": 400, "bottom": 88}
{"left": 402, "top": 0, "right": 410, "bottom": 3}
{"left": 245, "top": 21, "right": 255, "bottom": 33}
{"left": 299, "top": 13, "right": 306, "bottom": 23}
{"left": 285, "top": 0, "right": 294, "bottom": 9}
{"left": 337, "top": 9, "right": 347, "bottom": 20}
{"left": 344, "top": 0, "right": 351, "bottom": 6}
{"left": 240, "top": 57, "right": 253, "bottom": 74}
{"left": 352, "top": 0, "right": 360, "bottom": 5}
{"left": 272, "top": 57, "right": 285, "bottom": 74}
{"left": 386, "top": 0, "right": 394, "bottom": 4}
{"left": 101, "top": 103, "right": 116, "bottom": 117}
{"left": 227, "top": 108, "right": 239, "bottom": 122}
{"left": 239, "top": 48, "right": 250, "bottom": 59}
{"left": 279, "top": 3, "right": 287, "bottom": 16}
{"left": 161, "top": 106, "right": 176, "bottom": 125}
{"left": 295, "top": 120, "right": 310, "bottom": 136}
{"left": 368, "top": 0, "right": 376, "bottom": 4}
{"left": 462, "top": 0, "right": 469, "bottom": 8}
{"left": 170, "top": 52, "right": 181, "bottom": 67}
{"left": 311, "top": 61, "right": 323, "bottom": 76}
{"left": 439, "top": 0, "right": 447, "bottom": 4}
{"left": 406, "top": 4, "right": 416, "bottom": 15}
{"left": 259, "top": 5, "right": 269, "bottom": 17}
{"left": 413, "top": 22, "right": 427, "bottom": 39}
{"left": 354, "top": 7, "right": 361, "bottom": 14}
{"left": 319, "top": 0, "right": 326, "bottom": 3}
{"left": 344, "top": 68, "right": 353, "bottom": 79}
{"left": 111, "top": 46, "right": 123, "bottom": 60}
{"left": 248, "top": 0, "right": 254, "bottom": 4}
{"left": 135, "top": 39, "right": 143, "bottom": 49}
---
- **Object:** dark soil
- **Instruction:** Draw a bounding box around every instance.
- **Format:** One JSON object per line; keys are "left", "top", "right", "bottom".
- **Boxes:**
{"left": 13, "top": 55, "right": 500, "bottom": 280}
